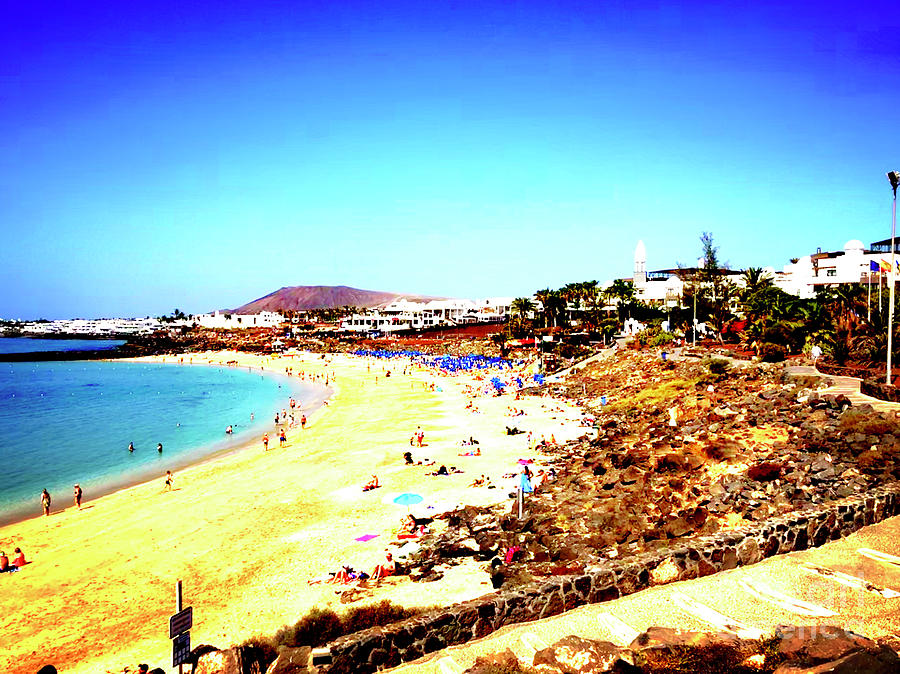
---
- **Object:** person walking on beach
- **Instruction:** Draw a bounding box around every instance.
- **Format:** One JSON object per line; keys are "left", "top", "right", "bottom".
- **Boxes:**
{"left": 73, "top": 484, "right": 82, "bottom": 510}
{"left": 301, "top": 414, "right": 306, "bottom": 429}
{"left": 262, "top": 432, "right": 269, "bottom": 451}
{"left": 41, "top": 489, "right": 51, "bottom": 516}
{"left": 164, "top": 471, "right": 173, "bottom": 492}
{"left": 279, "top": 428, "right": 287, "bottom": 447}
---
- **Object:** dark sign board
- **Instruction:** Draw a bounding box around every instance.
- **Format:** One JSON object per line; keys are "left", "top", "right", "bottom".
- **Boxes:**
{"left": 172, "top": 632, "right": 191, "bottom": 667}
{"left": 169, "top": 606, "right": 193, "bottom": 639}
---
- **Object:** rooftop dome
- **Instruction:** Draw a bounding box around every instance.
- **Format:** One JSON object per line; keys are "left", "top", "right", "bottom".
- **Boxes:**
{"left": 844, "top": 239, "right": 864, "bottom": 252}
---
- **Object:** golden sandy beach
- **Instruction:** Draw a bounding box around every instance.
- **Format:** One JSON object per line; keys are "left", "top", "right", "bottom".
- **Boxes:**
{"left": 0, "top": 351, "right": 588, "bottom": 674}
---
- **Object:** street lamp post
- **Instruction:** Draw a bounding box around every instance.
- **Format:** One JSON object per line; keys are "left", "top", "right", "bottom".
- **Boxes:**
{"left": 692, "top": 289, "right": 697, "bottom": 347}
{"left": 887, "top": 171, "right": 900, "bottom": 385}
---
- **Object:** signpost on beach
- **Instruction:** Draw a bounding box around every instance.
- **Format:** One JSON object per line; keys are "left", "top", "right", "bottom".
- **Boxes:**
{"left": 170, "top": 580, "right": 193, "bottom": 671}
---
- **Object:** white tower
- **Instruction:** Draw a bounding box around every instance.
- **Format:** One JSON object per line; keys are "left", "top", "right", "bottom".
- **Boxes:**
{"left": 634, "top": 240, "right": 647, "bottom": 286}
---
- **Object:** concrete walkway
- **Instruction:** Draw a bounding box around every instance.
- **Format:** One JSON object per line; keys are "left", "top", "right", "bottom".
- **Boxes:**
{"left": 786, "top": 365, "right": 900, "bottom": 414}
{"left": 388, "top": 516, "right": 900, "bottom": 673}
{"left": 544, "top": 348, "right": 614, "bottom": 383}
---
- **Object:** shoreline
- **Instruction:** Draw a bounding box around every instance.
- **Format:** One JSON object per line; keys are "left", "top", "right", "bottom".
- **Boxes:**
{"left": 0, "top": 349, "right": 588, "bottom": 674}
{"left": 0, "top": 355, "right": 331, "bottom": 529}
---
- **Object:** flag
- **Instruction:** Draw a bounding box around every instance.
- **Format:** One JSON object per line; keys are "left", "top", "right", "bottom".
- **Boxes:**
{"left": 871, "top": 260, "right": 881, "bottom": 272}
{"left": 881, "top": 260, "right": 892, "bottom": 272}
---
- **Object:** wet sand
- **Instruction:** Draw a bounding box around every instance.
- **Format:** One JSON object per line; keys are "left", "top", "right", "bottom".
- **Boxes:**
{"left": 0, "top": 350, "right": 588, "bottom": 674}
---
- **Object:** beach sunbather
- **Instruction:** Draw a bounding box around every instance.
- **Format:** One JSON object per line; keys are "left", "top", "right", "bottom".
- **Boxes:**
{"left": 362, "top": 474, "right": 380, "bottom": 491}
{"left": 371, "top": 553, "right": 396, "bottom": 580}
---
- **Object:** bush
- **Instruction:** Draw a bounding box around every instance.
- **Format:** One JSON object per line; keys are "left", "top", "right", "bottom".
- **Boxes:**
{"left": 277, "top": 606, "right": 344, "bottom": 649}
{"left": 243, "top": 599, "right": 434, "bottom": 666}
{"left": 342, "top": 600, "right": 422, "bottom": 635}
{"left": 707, "top": 358, "right": 730, "bottom": 375}
{"left": 758, "top": 343, "right": 786, "bottom": 363}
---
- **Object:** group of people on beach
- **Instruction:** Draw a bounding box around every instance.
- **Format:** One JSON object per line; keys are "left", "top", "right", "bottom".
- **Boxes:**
{"left": 308, "top": 551, "right": 397, "bottom": 586}
{"left": 0, "top": 547, "right": 26, "bottom": 573}
{"left": 263, "top": 405, "right": 308, "bottom": 451}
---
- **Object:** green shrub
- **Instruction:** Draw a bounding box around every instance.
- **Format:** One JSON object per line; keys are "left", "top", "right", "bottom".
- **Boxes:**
{"left": 281, "top": 606, "right": 344, "bottom": 648}
{"left": 342, "top": 600, "right": 423, "bottom": 635}
{"left": 707, "top": 358, "right": 729, "bottom": 375}
{"left": 243, "top": 600, "right": 435, "bottom": 660}
{"left": 758, "top": 342, "right": 786, "bottom": 363}
{"left": 647, "top": 330, "right": 676, "bottom": 348}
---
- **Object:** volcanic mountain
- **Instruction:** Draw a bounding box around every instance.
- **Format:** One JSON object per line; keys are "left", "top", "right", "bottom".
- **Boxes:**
{"left": 231, "top": 285, "right": 412, "bottom": 313}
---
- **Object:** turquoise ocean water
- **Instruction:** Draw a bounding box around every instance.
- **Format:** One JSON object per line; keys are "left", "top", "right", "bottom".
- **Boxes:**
{"left": 0, "top": 340, "right": 327, "bottom": 524}
{"left": 0, "top": 337, "right": 125, "bottom": 353}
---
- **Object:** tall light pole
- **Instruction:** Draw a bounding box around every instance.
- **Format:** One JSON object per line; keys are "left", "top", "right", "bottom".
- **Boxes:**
{"left": 887, "top": 171, "right": 900, "bottom": 385}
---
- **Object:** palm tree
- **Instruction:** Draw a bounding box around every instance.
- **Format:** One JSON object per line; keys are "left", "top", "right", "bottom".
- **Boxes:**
{"left": 511, "top": 297, "right": 535, "bottom": 318}
{"left": 534, "top": 289, "right": 552, "bottom": 328}
{"left": 608, "top": 279, "right": 635, "bottom": 304}
{"left": 543, "top": 290, "right": 567, "bottom": 328}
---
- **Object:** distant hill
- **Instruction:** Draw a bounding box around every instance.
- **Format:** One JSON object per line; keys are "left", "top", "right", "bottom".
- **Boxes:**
{"left": 231, "top": 285, "right": 411, "bottom": 313}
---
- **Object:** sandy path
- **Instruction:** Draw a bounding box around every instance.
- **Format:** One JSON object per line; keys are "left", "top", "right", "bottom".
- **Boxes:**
{"left": 0, "top": 351, "right": 587, "bottom": 674}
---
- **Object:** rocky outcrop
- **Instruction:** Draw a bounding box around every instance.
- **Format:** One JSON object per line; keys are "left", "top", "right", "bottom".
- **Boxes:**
{"left": 193, "top": 646, "right": 263, "bottom": 674}
{"left": 407, "top": 354, "right": 900, "bottom": 583}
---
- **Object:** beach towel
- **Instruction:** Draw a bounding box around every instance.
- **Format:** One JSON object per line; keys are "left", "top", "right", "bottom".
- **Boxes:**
{"left": 354, "top": 534, "right": 379, "bottom": 542}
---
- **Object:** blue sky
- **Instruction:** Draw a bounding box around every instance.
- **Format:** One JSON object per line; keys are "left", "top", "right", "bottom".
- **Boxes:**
{"left": 2, "top": 1, "right": 899, "bottom": 319}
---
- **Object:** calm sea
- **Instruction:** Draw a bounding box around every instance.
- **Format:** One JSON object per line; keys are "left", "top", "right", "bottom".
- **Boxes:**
{"left": 0, "top": 337, "right": 126, "bottom": 354}
{"left": 0, "top": 345, "right": 326, "bottom": 524}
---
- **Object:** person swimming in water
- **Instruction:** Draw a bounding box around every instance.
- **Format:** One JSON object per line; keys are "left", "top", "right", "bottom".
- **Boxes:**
{"left": 157, "top": 443, "right": 163, "bottom": 453}
{"left": 128, "top": 442, "right": 134, "bottom": 452}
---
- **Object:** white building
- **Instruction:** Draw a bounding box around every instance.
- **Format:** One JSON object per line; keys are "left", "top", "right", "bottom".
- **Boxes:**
{"left": 776, "top": 239, "right": 889, "bottom": 298}
{"left": 339, "top": 297, "right": 513, "bottom": 333}
{"left": 192, "top": 310, "right": 284, "bottom": 329}
{"left": 626, "top": 240, "right": 744, "bottom": 306}
{"left": 18, "top": 317, "right": 164, "bottom": 335}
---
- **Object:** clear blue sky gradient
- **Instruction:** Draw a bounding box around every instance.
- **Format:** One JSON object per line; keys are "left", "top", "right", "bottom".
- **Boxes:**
{"left": 2, "top": 1, "right": 899, "bottom": 319}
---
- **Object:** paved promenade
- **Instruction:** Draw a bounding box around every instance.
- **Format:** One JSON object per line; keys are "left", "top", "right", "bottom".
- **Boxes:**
{"left": 787, "top": 364, "right": 900, "bottom": 413}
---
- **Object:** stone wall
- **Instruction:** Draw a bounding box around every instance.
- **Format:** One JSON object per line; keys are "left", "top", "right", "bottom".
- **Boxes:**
{"left": 861, "top": 378, "right": 900, "bottom": 403}
{"left": 324, "top": 483, "right": 900, "bottom": 673}
{"left": 816, "top": 362, "right": 874, "bottom": 379}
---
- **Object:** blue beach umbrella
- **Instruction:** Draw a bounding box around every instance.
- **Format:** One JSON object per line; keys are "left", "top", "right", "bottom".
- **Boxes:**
{"left": 393, "top": 493, "right": 424, "bottom": 507}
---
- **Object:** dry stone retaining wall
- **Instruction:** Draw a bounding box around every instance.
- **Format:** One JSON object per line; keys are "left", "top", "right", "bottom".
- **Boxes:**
{"left": 861, "top": 378, "right": 900, "bottom": 403}
{"left": 324, "top": 482, "right": 900, "bottom": 673}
